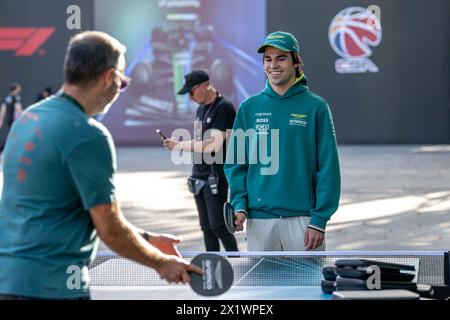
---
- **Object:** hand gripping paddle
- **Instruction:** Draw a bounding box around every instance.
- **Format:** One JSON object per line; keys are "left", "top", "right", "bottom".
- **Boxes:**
{"left": 223, "top": 202, "right": 236, "bottom": 234}
{"left": 189, "top": 253, "right": 234, "bottom": 296}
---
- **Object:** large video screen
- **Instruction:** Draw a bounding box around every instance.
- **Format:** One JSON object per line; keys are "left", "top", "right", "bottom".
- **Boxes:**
{"left": 95, "top": 0, "right": 266, "bottom": 145}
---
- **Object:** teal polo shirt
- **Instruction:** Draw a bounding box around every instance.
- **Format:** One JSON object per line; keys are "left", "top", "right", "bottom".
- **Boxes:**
{"left": 0, "top": 95, "right": 116, "bottom": 298}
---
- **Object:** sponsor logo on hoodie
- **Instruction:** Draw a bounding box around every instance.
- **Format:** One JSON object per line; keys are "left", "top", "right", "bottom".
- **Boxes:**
{"left": 288, "top": 114, "right": 308, "bottom": 127}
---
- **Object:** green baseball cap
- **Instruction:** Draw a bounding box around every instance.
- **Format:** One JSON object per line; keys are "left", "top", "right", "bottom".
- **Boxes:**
{"left": 257, "top": 31, "right": 300, "bottom": 54}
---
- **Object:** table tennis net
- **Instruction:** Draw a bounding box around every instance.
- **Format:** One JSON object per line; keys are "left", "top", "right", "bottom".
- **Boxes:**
{"left": 89, "top": 251, "right": 449, "bottom": 287}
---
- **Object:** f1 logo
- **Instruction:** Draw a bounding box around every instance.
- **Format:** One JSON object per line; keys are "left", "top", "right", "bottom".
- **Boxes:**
{"left": 0, "top": 27, "right": 56, "bottom": 56}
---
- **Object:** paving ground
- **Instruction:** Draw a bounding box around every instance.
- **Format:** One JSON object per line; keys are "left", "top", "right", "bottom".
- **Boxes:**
{"left": 1, "top": 145, "right": 449, "bottom": 252}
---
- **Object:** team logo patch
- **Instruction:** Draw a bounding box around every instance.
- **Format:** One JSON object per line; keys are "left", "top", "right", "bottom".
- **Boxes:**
{"left": 290, "top": 114, "right": 307, "bottom": 119}
{"left": 288, "top": 114, "right": 308, "bottom": 127}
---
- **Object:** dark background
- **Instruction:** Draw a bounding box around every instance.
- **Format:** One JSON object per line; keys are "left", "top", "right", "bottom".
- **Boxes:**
{"left": 0, "top": 0, "right": 94, "bottom": 106}
{"left": 267, "top": 0, "right": 450, "bottom": 143}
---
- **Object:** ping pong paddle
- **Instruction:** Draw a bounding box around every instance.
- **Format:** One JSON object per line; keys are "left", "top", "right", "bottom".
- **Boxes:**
{"left": 223, "top": 202, "right": 236, "bottom": 234}
{"left": 189, "top": 253, "right": 234, "bottom": 296}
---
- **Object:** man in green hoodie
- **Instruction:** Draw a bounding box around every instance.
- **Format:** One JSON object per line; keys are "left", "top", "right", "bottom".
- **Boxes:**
{"left": 224, "top": 31, "right": 340, "bottom": 251}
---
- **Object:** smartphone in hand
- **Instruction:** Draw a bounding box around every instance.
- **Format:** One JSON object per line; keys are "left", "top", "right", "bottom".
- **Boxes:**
{"left": 156, "top": 129, "right": 167, "bottom": 140}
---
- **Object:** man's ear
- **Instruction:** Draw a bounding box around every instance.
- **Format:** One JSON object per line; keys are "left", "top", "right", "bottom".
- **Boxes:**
{"left": 297, "top": 54, "right": 304, "bottom": 66}
{"left": 102, "top": 68, "right": 116, "bottom": 88}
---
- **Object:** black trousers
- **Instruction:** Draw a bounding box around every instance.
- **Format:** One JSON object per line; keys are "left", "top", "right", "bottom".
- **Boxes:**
{"left": 194, "top": 177, "right": 238, "bottom": 251}
{"left": 0, "top": 123, "right": 11, "bottom": 153}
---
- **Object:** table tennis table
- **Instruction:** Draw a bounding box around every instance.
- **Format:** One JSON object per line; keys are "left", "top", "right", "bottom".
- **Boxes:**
{"left": 89, "top": 251, "right": 449, "bottom": 300}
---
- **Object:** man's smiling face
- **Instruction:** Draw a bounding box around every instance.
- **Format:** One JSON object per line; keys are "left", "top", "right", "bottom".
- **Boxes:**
{"left": 263, "top": 46, "right": 298, "bottom": 89}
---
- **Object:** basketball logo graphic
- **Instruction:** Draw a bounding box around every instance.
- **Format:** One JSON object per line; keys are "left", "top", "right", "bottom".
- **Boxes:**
{"left": 329, "top": 7, "right": 382, "bottom": 73}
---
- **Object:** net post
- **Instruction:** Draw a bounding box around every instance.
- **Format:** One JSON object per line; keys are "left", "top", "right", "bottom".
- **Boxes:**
{"left": 445, "top": 251, "right": 450, "bottom": 285}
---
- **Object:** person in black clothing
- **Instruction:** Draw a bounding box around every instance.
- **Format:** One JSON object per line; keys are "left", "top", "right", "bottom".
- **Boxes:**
{"left": 35, "top": 87, "right": 53, "bottom": 102}
{"left": 163, "top": 70, "right": 238, "bottom": 252}
{"left": 0, "top": 83, "right": 23, "bottom": 153}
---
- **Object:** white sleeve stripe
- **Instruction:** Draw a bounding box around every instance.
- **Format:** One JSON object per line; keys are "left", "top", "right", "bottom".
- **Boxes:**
{"left": 308, "top": 225, "right": 325, "bottom": 233}
{"left": 235, "top": 209, "right": 247, "bottom": 216}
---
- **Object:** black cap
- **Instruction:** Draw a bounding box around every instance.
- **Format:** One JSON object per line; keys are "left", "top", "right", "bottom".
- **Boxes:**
{"left": 177, "top": 70, "right": 209, "bottom": 95}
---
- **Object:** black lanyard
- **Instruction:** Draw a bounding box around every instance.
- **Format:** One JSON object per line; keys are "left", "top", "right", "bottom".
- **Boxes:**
{"left": 200, "top": 93, "right": 221, "bottom": 127}
{"left": 57, "top": 91, "right": 85, "bottom": 114}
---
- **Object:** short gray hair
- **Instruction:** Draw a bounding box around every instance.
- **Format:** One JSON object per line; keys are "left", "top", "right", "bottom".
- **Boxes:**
{"left": 63, "top": 31, "right": 126, "bottom": 86}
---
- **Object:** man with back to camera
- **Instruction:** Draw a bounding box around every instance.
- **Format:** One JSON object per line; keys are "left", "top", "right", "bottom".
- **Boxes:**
{"left": 224, "top": 31, "right": 341, "bottom": 251}
{"left": 162, "top": 70, "right": 239, "bottom": 252}
{"left": 0, "top": 31, "right": 201, "bottom": 300}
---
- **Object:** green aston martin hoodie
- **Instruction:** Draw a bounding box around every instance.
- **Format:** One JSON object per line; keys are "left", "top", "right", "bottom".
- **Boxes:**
{"left": 224, "top": 75, "right": 340, "bottom": 230}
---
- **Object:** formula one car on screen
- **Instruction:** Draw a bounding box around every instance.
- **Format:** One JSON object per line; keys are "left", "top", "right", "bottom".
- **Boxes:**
{"left": 124, "top": 0, "right": 234, "bottom": 126}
